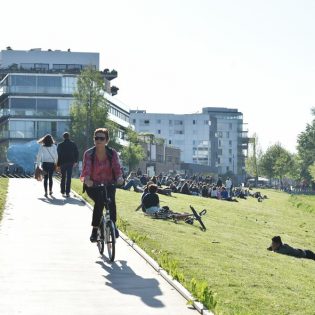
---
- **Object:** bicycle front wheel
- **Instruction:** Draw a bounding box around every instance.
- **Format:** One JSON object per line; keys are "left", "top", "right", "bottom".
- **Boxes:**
{"left": 97, "top": 221, "right": 105, "bottom": 255}
{"left": 106, "top": 221, "right": 116, "bottom": 262}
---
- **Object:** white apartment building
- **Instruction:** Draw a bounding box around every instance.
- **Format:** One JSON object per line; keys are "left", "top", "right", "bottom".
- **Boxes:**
{"left": 130, "top": 107, "right": 248, "bottom": 179}
{"left": 0, "top": 47, "right": 129, "bottom": 149}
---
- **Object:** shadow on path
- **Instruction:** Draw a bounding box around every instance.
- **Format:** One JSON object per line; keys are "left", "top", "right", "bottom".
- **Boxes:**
{"left": 38, "top": 195, "right": 86, "bottom": 206}
{"left": 97, "top": 259, "right": 165, "bottom": 308}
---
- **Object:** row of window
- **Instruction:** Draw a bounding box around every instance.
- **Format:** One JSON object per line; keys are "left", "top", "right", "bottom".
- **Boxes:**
{"left": 108, "top": 105, "right": 129, "bottom": 122}
{"left": 134, "top": 119, "right": 210, "bottom": 126}
{"left": 0, "top": 120, "right": 68, "bottom": 139}
{"left": 0, "top": 98, "right": 71, "bottom": 117}
{"left": 19, "top": 63, "right": 93, "bottom": 71}
{"left": 3, "top": 75, "right": 77, "bottom": 95}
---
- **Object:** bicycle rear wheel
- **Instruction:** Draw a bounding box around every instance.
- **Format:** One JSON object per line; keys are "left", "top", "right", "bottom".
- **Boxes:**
{"left": 105, "top": 221, "right": 116, "bottom": 262}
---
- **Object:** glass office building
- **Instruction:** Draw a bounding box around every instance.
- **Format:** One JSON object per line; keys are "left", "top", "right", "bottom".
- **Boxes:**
{"left": 0, "top": 48, "right": 129, "bottom": 160}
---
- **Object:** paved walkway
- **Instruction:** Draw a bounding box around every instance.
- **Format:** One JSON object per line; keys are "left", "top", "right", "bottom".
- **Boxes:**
{"left": 0, "top": 179, "right": 197, "bottom": 315}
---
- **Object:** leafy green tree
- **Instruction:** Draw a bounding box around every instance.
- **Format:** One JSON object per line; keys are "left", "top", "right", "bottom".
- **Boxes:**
{"left": 260, "top": 143, "right": 294, "bottom": 186}
{"left": 245, "top": 133, "right": 262, "bottom": 183}
{"left": 70, "top": 67, "right": 109, "bottom": 156}
{"left": 308, "top": 162, "right": 315, "bottom": 182}
{"left": 297, "top": 107, "right": 315, "bottom": 182}
{"left": 120, "top": 127, "right": 145, "bottom": 171}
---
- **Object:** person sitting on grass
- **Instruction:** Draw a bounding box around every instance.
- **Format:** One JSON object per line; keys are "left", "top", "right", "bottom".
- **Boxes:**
{"left": 267, "top": 236, "right": 315, "bottom": 260}
{"left": 142, "top": 183, "right": 161, "bottom": 215}
{"left": 123, "top": 171, "right": 143, "bottom": 192}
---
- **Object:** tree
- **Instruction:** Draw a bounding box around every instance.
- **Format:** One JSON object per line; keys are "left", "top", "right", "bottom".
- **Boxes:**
{"left": 260, "top": 143, "right": 294, "bottom": 187}
{"left": 308, "top": 162, "right": 315, "bottom": 182}
{"left": 245, "top": 133, "right": 262, "bottom": 184}
{"left": 297, "top": 107, "right": 315, "bottom": 182}
{"left": 120, "top": 127, "right": 145, "bottom": 172}
{"left": 70, "top": 67, "right": 109, "bottom": 157}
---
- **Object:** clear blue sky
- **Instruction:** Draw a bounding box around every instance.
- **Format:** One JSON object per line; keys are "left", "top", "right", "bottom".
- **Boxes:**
{"left": 2, "top": 0, "right": 315, "bottom": 152}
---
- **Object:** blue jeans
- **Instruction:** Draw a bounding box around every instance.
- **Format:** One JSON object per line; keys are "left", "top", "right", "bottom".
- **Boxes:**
{"left": 124, "top": 179, "right": 137, "bottom": 190}
{"left": 60, "top": 163, "right": 73, "bottom": 194}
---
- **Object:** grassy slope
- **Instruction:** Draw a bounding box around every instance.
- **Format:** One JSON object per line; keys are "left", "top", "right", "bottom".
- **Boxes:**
{"left": 0, "top": 178, "right": 9, "bottom": 221}
{"left": 71, "top": 179, "right": 315, "bottom": 315}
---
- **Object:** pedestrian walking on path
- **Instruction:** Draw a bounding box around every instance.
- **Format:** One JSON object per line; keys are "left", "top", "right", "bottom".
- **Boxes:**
{"left": 57, "top": 131, "right": 79, "bottom": 197}
{"left": 36, "top": 134, "right": 58, "bottom": 196}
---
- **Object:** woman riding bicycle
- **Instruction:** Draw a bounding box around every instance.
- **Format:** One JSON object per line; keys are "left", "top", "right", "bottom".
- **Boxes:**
{"left": 81, "top": 128, "right": 123, "bottom": 243}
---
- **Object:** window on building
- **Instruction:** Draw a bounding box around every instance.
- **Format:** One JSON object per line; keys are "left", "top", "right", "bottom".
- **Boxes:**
{"left": 193, "top": 119, "right": 196, "bottom": 124}
{"left": 34, "top": 63, "right": 49, "bottom": 71}
{"left": 158, "top": 129, "right": 161, "bottom": 134}
{"left": 229, "top": 123, "right": 233, "bottom": 130}
{"left": 132, "top": 119, "right": 136, "bottom": 124}
{"left": 157, "top": 119, "right": 161, "bottom": 124}
{"left": 157, "top": 154, "right": 163, "bottom": 162}
{"left": 229, "top": 140, "right": 232, "bottom": 146}
{"left": 229, "top": 158, "right": 232, "bottom": 163}
{"left": 169, "top": 140, "right": 172, "bottom": 144}
{"left": 53, "top": 64, "right": 67, "bottom": 70}
{"left": 226, "top": 131, "right": 230, "bottom": 138}
{"left": 218, "top": 140, "right": 221, "bottom": 147}
{"left": 144, "top": 119, "right": 150, "bottom": 124}
{"left": 229, "top": 149, "right": 232, "bottom": 154}
{"left": 169, "top": 120, "right": 172, "bottom": 125}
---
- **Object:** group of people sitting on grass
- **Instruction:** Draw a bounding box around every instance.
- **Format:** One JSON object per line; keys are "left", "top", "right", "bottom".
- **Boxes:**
{"left": 121, "top": 171, "right": 266, "bottom": 202}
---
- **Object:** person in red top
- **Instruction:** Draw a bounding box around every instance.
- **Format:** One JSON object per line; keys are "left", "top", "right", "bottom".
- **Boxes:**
{"left": 81, "top": 128, "right": 123, "bottom": 242}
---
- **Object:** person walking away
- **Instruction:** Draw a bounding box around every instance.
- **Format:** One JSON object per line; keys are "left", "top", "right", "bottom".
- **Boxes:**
{"left": 57, "top": 132, "right": 79, "bottom": 197}
{"left": 81, "top": 128, "right": 124, "bottom": 242}
{"left": 36, "top": 134, "right": 58, "bottom": 197}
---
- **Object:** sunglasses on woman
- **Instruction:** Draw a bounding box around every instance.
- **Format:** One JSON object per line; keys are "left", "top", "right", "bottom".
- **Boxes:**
{"left": 94, "top": 136, "right": 106, "bottom": 141}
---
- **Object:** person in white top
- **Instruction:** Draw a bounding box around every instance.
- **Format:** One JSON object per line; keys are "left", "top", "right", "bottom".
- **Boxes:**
{"left": 36, "top": 134, "right": 58, "bottom": 197}
{"left": 225, "top": 177, "right": 233, "bottom": 197}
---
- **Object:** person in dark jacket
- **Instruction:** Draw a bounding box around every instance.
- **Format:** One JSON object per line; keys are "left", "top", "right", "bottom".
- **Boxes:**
{"left": 57, "top": 132, "right": 79, "bottom": 197}
{"left": 267, "top": 236, "right": 315, "bottom": 260}
{"left": 142, "top": 184, "right": 160, "bottom": 214}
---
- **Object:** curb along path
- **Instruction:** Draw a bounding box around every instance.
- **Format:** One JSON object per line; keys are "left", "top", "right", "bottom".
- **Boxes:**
{"left": 0, "top": 178, "right": 204, "bottom": 315}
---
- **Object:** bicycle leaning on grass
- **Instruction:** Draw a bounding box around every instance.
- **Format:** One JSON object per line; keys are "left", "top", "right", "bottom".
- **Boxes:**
{"left": 95, "top": 184, "right": 117, "bottom": 262}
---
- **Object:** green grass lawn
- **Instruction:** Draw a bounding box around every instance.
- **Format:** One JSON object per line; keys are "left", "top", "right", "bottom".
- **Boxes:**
{"left": 72, "top": 179, "right": 315, "bottom": 315}
{"left": 0, "top": 178, "right": 9, "bottom": 221}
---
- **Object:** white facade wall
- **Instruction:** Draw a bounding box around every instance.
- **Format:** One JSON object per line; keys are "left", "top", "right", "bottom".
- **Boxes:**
{"left": 130, "top": 112, "right": 211, "bottom": 164}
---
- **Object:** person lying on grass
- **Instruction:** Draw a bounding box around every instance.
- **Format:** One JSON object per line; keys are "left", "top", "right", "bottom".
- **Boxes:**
{"left": 267, "top": 236, "right": 315, "bottom": 260}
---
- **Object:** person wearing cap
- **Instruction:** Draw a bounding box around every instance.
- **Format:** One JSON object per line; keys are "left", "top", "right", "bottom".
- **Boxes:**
{"left": 57, "top": 132, "right": 79, "bottom": 197}
{"left": 267, "top": 236, "right": 315, "bottom": 260}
